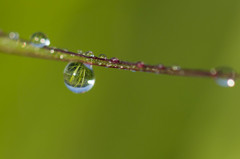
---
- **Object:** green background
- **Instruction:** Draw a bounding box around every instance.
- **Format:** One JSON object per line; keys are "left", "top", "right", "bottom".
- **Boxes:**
{"left": 0, "top": 0, "right": 240, "bottom": 159}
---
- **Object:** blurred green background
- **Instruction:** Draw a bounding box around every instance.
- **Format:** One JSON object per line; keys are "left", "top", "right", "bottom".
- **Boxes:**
{"left": 1, "top": 0, "right": 240, "bottom": 159}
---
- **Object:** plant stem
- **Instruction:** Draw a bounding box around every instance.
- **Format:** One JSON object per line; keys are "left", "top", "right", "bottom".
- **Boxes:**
{"left": 0, "top": 31, "right": 237, "bottom": 79}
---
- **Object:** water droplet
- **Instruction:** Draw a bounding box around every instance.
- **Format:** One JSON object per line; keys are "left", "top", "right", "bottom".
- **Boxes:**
{"left": 171, "top": 65, "right": 181, "bottom": 71}
{"left": 77, "top": 50, "right": 83, "bottom": 54}
{"left": 50, "top": 49, "right": 54, "bottom": 54}
{"left": 9, "top": 32, "right": 19, "bottom": 40}
{"left": 213, "top": 67, "right": 236, "bottom": 87}
{"left": 98, "top": 54, "right": 107, "bottom": 59}
{"left": 110, "top": 57, "right": 119, "bottom": 63}
{"left": 86, "top": 51, "right": 94, "bottom": 57}
{"left": 210, "top": 69, "right": 217, "bottom": 76}
{"left": 136, "top": 61, "right": 145, "bottom": 68}
{"left": 60, "top": 55, "right": 64, "bottom": 59}
{"left": 64, "top": 62, "right": 95, "bottom": 93}
{"left": 30, "top": 32, "right": 50, "bottom": 48}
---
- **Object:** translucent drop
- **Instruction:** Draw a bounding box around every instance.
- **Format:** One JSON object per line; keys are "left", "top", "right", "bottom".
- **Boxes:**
{"left": 110, "top": 57, "right": 120, "bottom": 63}
{"left": 213, "top": 67, "right": 236, "bottom": 87}
{"left": 9, "top": 32, "right": 19, "bottom": 40}
{"left": 30, "top": 32, "right": 50, "bottom": 48}
{"left": 171, "top": 65, "right": 181, "bottom": 71}
{"left": 98, "top": 54, "right": 107, "bottom": 59}
{"left": 50, "top": 49, "right": 54, "bottom": 54}
{"left": 60, "top": 55, "right": 64, "bottom": 59}
{"left": 77, "top": 50, "right": 83, "bottom": 54}
{"left": 64, "top": 62, "right": 95, "bottom": 93}
{"left": 86, "top": 51, "right": 94, "bottom": 57}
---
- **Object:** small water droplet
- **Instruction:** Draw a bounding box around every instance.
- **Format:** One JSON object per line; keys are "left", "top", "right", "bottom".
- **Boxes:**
{"left": 77, "top": 50, "right": 83, "bottom": 54}
{"left": 60, "top": 55, "right": 64, "bottom": 59}
{"left": 171, "top": 65, "right": 181, "bottom": 71}
{"left": 136, "top": 61, "right": 145, "bottom": 68}
{"left": 30, "top": 32, "right": 50, "bottom": 48}
{"left": 110, "top": 57, "right": 119, "bottom": 63}
{"left": 9, "top": 32, "right": 19, "bottom": 40}
{"left": 86, "top": 51, "right": 94, "bottom": 57}
{"left": 50, "top": 49, "right": 54, "bottom": 54}
{"left": 210, "top": 69, "right": 217, "bottom": 76}
{"left": 213, "top": 67, "right": 236, "bottom": 87}
{"left": 64, "top": 62, "right": 95, "bottom": 93}
{"left": 98, "top": 54, "right": 107, "bottom": 59}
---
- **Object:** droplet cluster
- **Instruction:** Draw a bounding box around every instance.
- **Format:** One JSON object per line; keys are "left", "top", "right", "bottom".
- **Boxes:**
{"left": 4, "top": 31, "right": 238, "bottom": 94}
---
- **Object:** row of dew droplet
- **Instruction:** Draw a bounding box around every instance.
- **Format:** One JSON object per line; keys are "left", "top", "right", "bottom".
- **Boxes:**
{"left": 7, "top": 31, "right": 238, "bottom": 93}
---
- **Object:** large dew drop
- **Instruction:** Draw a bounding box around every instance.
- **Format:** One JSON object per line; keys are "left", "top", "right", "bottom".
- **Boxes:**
{"left": 213, "top": 67, "right": 236, "bottom": 87}
{"left": 216, "top": 78, "right": 235, "bottom": 87}
{"left": 63, "top": 62, "right": 95, "bottom": 93}
{"left": 30, "top": 32, "right": 50, "bottom": 48}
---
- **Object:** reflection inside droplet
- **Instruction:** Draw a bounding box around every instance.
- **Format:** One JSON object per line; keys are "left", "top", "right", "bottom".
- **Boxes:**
{"left": 30, "top": 32, "right": 50, "bottom": 48}
{"left": 64, "top": 62, "right": 95, "bottom": 93}
{"left": 64, "top": 79, "right": 95, "bottom": 93}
